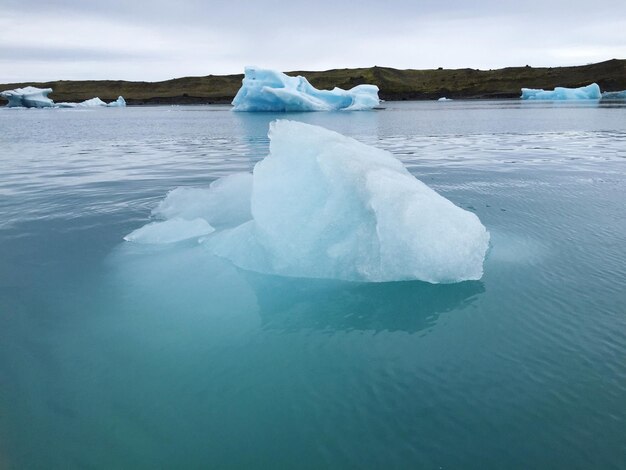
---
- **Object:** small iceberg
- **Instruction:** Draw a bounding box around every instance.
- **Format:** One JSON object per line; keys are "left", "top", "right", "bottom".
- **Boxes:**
{"left": 0, "top": 86, "right": 55, "bottom": 108}
{"left": 1, "top": 86, "right": 126, "bottom": 108}
{"left": 601, "top": 90, "right": 626, "bottom": 100}
{"left": 108, "top": 96, "right": 126, "bottom": 107}
{"left": 520, "top": 83, "right": 601, "bottom": 100}
{"left": 127, "top": 121, "right": 489, "bottom": 283}
{"left": 232, "top": 67, "right": 380, "bottom": 112}
{"left": 57, "top": 96, "right": 126, "bottom": 108}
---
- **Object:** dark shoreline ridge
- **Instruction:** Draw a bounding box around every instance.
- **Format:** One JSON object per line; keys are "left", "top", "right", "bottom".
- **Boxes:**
{"left": 2, "top": 59, "right": 625, "bottom": 105}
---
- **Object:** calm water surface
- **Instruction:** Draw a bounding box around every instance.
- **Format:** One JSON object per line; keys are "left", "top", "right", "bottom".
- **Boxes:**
{"left": 1, "top": 101, "right": 625, "bottom": 468}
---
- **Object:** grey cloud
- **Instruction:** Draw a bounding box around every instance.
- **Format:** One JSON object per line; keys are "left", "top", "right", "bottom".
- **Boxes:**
{"left": 1, "top": 0, "right": 625, "bottom": 82}
{"left": 0, "top": 46, "right": 156, "bottom": 61}
{"left": 6, "top": 0, "right": 626, "bottom": 28}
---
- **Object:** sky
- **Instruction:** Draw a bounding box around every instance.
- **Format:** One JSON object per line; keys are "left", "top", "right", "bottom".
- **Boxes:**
{"left": 2, "top": 0, "right": 626, "bottom": 83}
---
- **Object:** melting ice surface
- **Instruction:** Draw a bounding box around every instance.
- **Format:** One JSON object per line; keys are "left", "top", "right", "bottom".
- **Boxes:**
{"left": 124, "top": 173, "right": 253, "bottom": 243}
{"left": 1, "top": 86, "right": 126, "bottom": 108}
{"left": 232, "top": 67, "right": 380, "bottom": 112}
{"left": 521, "top": 83, "right": 601, "bottom": 100}
{"left": 126, "top": 121, "right": 489, "bottom": 283}
{"left": 153, "top": 173, "right": 253, "bottom": 230}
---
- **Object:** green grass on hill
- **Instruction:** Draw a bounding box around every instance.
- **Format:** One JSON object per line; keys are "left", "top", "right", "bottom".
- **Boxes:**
{"left": 1, "top": 59, "right": 625, "bottom": 105}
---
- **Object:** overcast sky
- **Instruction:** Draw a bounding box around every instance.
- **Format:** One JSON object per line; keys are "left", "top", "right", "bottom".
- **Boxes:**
{"left": 2, "top": 0, "right": 626, "bottom": 83}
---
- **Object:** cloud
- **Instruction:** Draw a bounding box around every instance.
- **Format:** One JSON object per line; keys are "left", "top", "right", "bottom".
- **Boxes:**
{"left": 0, "top": 46, "right": 156, "bottom": 62}
{"left": 1, "top": 0, "right": 625, "bottom": 82}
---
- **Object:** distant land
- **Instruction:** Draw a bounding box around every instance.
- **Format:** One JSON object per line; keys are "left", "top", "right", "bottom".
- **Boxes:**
{"left": 1, "top": 59, "right": 625, "bottom": 105}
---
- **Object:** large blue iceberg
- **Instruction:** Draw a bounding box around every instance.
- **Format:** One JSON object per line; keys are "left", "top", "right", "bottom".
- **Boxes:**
{"left": 520, "top": 83, "right": 601, "bottom": 100}
{"left": 232, "top": 67, "right": 380, "bottom": 112}
{"left": 1, "top": 86, "right": 126, "bottom": 108}
{"left": 126, "top": 121, "right": 489, "bottom": 283}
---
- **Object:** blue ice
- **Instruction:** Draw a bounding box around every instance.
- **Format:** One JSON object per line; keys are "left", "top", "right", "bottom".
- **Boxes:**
{"left": 0, "top": 87, "right": 55, "bottom": 108}
{"left": 1, "top": 86, "right": 126, "bottom": 108}
{"left": 231, "top": 67, "right": 380, "bottom": 112}
{"left": 602, "top": 90, "right": 626, "bottom": 100}
{"left": 126, "top": 121, "right": 489, "bottom": 283}
{"left": 57, "top": 96, "right": 126, "bottom": 108}
{"left": 520, "top": 83, "right": 601, "bottom": 100}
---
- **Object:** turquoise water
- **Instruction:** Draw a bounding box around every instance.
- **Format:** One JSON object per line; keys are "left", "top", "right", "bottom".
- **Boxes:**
{"left": 1, "top": 101, "right": 625, "bottom": 468}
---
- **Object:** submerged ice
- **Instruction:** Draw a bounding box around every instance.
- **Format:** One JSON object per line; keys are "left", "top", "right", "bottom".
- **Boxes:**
{"left": 124, "top": 218, "right": 215, "bottom": 244}
{"left": 232, "top": 67, "right": 380, "bottom": 112}
{"left": 602, "top": 90, "right": 626, "bottom": 100}
{"left": 126, "top": 121, "right": 489, "bottom": 283}
{"left": 520, "top": 83, "right": 601, "bottom": 100}
{"left": 1, "top": 86, "right": 126, "bottom": 108}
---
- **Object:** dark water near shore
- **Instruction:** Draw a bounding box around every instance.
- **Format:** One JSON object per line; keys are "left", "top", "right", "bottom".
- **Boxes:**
{"left": 1, "top": 101, "right": 625, "bottom": 468}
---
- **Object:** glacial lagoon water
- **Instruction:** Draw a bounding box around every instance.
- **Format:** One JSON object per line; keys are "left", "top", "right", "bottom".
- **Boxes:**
{"left": 1, "top": 101, "right": 625, "bottom": 468}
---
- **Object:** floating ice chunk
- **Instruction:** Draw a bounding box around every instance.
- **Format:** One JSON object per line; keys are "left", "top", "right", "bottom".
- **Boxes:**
{"left": 57, "top": 96, "right": 127, "bottom": 108}
{"left": 232, "top": 67, "right": 380, "bottom": 112}
{"left": 0, "top": 86, "right": 55, "bottom": 108}
{"left": 125, "top": 122, "right": 489, "bottom": 282}
{"left": 154, "top": 173, "right": 253, "bottom": 229}
{"left": 602, "top": 90, "right": 626, "bottom": 100}
{"left": 0, "top": 85, "right": 127, "bottom": 109}
{"left": 108, "top": 96, "right": 126, "bottom": 107}
{"left": 81, "top": 97, "right": 108, "bottom": 107}
{"left": 57, "top": 97, "right": 108, "bottom": 108}
{"left": 520, "top": 83, "right": 601, "bottom": 100}
{"left": 208, "top": 120, "right": 489, "bottom": 283}
{"left": 124, "top": 218, "right": 214, "bottom": 244}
